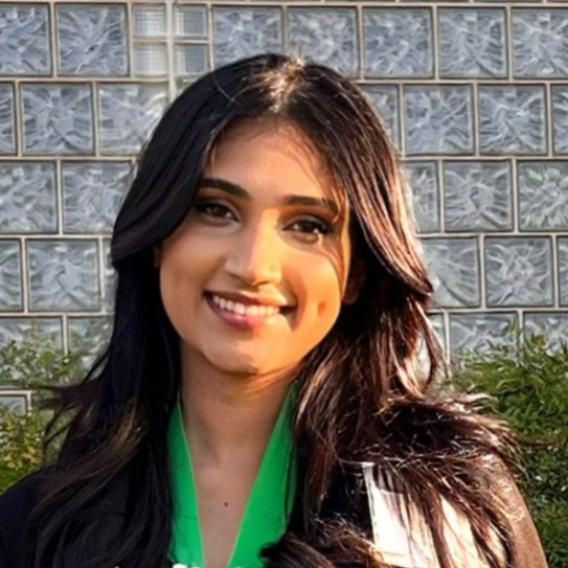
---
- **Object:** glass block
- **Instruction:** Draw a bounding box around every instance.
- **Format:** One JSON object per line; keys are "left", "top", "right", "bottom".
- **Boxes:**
{"left": 22, "top": 83, "right": 94, "bottom": 155}
{"left": 485, "top": 237, "right": 553, "bottom": 307}
{"left": 57, "top": 4, "right": 128, "bottom": 77}
{"left": 214, "top": 8, "right": 283, "bottom": 68}
{"left": 103, "top": 239, "right": 116, "bottom": 313}
{"left": 444, "top": 161, "right": 512, "bottom": 232}
{"left": 558, "top": 237, "right": 568, "bottom": 306}
{"left": 518, "top": 161, "right": 568, "bottom": 231}
{"left": 405, "top": 86, "right": 474, "bottom": 155}
{"left": 552, "top": 86, "right": 568, "bottom": 154}
{"left": 176, "top": 44, "right": 209, "bottom": 77}
{"left": 62, "top": 162, "right": 132, "bottom": 234}
{"left": 428, "top": 313, "right": 446, "bottom": 352}
{"left": 0, "top": 317, "right": 62, "bottom": 350}
{"left": 524, "top": 313, "right": 568, "bottom": 352}
{"left": 449, "top": 313, "right": 517, "bottom": 354}
{"left": 0, "top": 4, "right": 51, "bottom": 75}
{"left": 98, "top": 84, "right": 168, "bottom": 155}
{"left": 0, "top": 84, "right": 15, "bottom": 155}
{"left": 404, "top": 161, "right": 440, "bottom": 233}
{"left": 439, "top": 9, "right": 507, "bottom": 79}
{"left": 176, "top": 6, "right": 208, "bottom": 39}
{"left": 0, "top": 162, "right": 57, "bottom": 233}
{"left": 288, "top": 8, "right": 359, "bottom": 77}
{"left": 361, "top": 85, "right": 400, "bottom": 147}
{"left": 364, "top": 9, "right": 433, "bottom": 78}
{"left": 422, "top": 237, "right": 480, "bottom": 308}
{"left": 176, "top": 79, "right": 193, "bottom": 97}
{"left": 513, "top": 9, "right": 568, "bottom": 78}
{"left": 0, "top": 241, "right": 22, "bottom": 311}
{"left": 133, "top": 4, "right": 166, "bottom": 38}
{"left": 479, "top": 86, "right": 546, "bottom": 155}
{"left": 67, "top": 316, "right": 113, "bottom": 368}
{"left": 27, "top": 240, "right": 100, "bottom": 311}
{"left": 134, "top": 44, "right": 168, "bottom": 77}
{"left": 0, "top": 393, "right": 29, "bottom": 414}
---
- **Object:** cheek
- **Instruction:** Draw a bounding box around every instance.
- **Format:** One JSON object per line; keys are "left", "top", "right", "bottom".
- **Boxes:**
{"left": 161, "top": 232, "right": 217, "bottom": 288}
{"left": 158, "top": 236, "right": 214, "bottom": 329}
{"left": 291, "top": 256, "right": 343, "bottom": 332}
{"left": 159, "top": 259, "right": 187, "bottom": 340}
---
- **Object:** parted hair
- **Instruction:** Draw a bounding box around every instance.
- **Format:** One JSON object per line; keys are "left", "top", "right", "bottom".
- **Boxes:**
{"left": 30, "top": 53, "right": 517, "bottom": 568}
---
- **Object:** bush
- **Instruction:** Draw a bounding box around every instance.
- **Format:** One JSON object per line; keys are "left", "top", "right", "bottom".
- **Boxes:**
{"left": 0, "top": 405, "right": 51, "bottom": 491}
{"left": 453, "top": 334, "right": 568, "bottom": 568}
{"left": 0, "top": 327, "right": 89, "bottom": 492}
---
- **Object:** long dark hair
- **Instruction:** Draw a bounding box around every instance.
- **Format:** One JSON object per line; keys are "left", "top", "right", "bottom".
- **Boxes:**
{"left": 30, "top": 53, "right": 517, "bottom": 568}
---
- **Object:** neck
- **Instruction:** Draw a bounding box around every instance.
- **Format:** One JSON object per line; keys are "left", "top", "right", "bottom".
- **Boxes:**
{"left": 179, "top": 350, "right": 298, "bottom": 468}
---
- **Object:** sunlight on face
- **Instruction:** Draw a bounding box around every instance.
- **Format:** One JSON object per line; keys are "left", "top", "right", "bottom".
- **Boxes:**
{"left": 159, "top": 118, "right": 354, "bottom": 381}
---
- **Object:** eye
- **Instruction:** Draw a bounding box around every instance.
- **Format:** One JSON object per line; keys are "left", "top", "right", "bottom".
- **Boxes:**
{"left": 192, "top": 200, "right": 236, "bottom": 220}
{"left": 288, "top": 217, "right": 334, "bottom": 237}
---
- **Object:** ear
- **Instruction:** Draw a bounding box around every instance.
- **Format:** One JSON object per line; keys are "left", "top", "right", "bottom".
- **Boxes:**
{"left": 153, "top": 245, "right": 162, "bottom": 268}
{"left": 343, "top": 256, "right": 366, "bottom": 305}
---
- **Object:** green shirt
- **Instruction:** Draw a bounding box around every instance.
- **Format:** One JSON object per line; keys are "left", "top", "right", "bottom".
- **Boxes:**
{"left": 167, "top": 382, "right": 299, "bottom": 568}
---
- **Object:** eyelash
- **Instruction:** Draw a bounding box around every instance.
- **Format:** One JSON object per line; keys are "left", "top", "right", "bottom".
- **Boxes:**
{"left": 192, "top": 200, "right": 334, "bottom": 236}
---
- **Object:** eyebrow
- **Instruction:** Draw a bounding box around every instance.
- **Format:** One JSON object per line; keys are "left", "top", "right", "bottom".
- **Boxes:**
{"left": 198, "top": 177, "right": 340, "bottom": 216}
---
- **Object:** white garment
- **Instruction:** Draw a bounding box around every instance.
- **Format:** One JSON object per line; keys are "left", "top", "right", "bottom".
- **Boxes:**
{"left": 361, "top": 463, "right": 503, "bottom": 568}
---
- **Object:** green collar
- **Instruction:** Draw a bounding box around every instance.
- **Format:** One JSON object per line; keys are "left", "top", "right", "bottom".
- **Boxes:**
{"left": 167, "top": 382, "right": 299, "bottom": 568}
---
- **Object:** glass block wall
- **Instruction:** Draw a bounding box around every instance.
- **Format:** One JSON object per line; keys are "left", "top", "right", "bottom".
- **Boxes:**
{"left": 1, "top": 0, "right": 567, "bottom": 409}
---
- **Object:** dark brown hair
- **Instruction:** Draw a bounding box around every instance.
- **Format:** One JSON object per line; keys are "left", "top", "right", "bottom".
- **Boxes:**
{"left": 30, "top": 53, "right": 517, "bottom": 568}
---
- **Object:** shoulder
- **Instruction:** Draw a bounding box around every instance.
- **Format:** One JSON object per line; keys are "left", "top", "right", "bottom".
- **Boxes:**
{"left": 484, "top": 458, "right": 549, "bottom": 568}
{"left": 0, "top": 467, "right": 50, "bottom": 522}
{"left": 0, "top": 466, "right": 134, "bottom": 568}
{"left": 0, "top": 467, "right": 52, "bottom": 568}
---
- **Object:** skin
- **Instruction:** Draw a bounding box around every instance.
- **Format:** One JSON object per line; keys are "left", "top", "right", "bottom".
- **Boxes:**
{"left": 157, "top": 118, "right": 364, "bottom": 568}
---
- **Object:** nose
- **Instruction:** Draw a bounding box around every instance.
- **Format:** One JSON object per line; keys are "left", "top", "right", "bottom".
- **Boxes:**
{"left": 224, "top": 220, "right": 283, "bottom": 287}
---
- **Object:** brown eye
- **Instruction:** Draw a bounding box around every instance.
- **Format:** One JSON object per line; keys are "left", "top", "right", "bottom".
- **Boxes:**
{"left": 192, "top": 200, "right": 235, "bottom": 220}
{"left": 288, "top": 218, "right": 334, "bottom": 236}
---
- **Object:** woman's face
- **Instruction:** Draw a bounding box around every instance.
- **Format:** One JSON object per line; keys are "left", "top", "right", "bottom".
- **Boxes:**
{"left": 159, "top": 119, "right": 358, "bottom": 379}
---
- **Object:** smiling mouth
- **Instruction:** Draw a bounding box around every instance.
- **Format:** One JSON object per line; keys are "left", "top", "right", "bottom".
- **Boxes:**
{"left": 205, "top": 292, "right": 295, "bottom": 317}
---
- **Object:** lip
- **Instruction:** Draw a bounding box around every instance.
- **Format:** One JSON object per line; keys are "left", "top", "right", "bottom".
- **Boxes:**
{"left": 204, "top": 292, "right": 295, "bottom": 330}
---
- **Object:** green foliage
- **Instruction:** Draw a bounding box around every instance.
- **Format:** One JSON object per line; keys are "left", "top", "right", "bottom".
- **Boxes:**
{"left": 453, "top": 334, "right": 568, "bottom": 568}
{"left": 0, "top": 338, "right": 86, "bottom": 390}
{"left": 0, "top": 326, "right": 90, "bottom": 493}
{"left": 0, "top": 405, "right": 51, "bottom": 491}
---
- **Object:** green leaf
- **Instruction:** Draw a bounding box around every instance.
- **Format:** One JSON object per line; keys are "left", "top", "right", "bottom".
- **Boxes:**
{"left": 453, "top": 332, "right": 568, "bottom": 568}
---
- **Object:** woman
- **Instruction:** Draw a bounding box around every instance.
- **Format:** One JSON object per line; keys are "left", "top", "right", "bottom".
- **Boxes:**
{"left": 0, "top": 53, "right": 547, "bottom": 568}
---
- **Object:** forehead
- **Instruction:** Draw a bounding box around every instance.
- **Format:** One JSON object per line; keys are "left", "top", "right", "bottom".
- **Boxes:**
{"left": 204, "top": 118, "right": 345, "bottom": 207}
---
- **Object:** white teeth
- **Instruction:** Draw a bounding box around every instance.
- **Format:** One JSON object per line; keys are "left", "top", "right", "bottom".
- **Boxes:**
{"left": 210, "top": 294, "right": 280, "bottom": 317}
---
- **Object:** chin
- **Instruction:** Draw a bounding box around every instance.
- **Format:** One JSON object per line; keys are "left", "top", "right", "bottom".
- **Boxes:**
{"left": 208, "top": 352, "right": 270, "bottom": 377}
